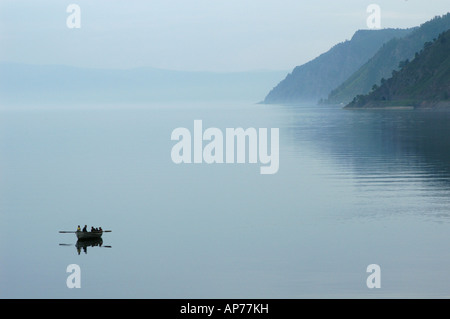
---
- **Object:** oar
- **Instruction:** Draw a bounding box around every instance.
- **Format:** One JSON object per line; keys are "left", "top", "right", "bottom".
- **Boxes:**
{"left": 59, "top": 230, "right": 112, "bottom": 233}
{"left": 59, "top": 243, "right": 113, "bottom": 248}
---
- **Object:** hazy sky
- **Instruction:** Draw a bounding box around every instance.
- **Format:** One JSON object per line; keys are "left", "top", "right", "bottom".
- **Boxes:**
{"left": 0, "top": 0, "right": 449, "bottom": 72}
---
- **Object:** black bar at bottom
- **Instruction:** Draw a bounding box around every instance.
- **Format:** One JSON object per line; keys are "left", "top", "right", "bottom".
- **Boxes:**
{"left": 0, "top": 299, "right": 439, "bottom": 317}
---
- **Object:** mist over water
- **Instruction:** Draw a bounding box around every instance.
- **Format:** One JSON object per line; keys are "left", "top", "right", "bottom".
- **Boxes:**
{"left": 1, "top": 102, "right": 450, "bottom": 298}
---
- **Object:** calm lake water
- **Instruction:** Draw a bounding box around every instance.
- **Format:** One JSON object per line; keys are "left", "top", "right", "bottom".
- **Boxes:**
{"left": 1, "top": 101, "right": 450, "bottom": 298}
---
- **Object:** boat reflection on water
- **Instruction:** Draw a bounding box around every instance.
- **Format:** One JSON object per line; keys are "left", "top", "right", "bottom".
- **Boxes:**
{"left": 60, "top": 238, "right": 112, "bottom": 255}
{"left": 76, "top": 238, "right": 108, "bottom": 255}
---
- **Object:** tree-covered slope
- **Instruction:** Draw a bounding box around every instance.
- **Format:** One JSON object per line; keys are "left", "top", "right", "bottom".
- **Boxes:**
{"left": 327, "top": 13, "right": 450, "bottom": 105}
{"left": 345, "top": 29, "right": 450, "bottom": 109}
{"left": 262, "top": 28, "right": 412, "bottom": 104}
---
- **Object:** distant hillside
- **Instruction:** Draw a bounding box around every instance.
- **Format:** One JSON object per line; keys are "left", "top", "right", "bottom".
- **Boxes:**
{"left": 262, "top": 28, "right": 412, "bottom": 104}
{"left": 0, "top": 63, "right": 287, "bottom": 105}
{"left": 327, "top": 13, "right": 450, "bottom": 105}
{"left": 345, "top": 29, "right": 450, "bottom": 109}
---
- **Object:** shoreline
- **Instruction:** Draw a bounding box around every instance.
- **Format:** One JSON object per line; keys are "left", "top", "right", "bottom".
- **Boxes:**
{"left": 344, "top": 106, "right": 414, "bottom": 110}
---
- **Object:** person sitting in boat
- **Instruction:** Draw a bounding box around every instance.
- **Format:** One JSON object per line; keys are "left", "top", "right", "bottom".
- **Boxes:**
{"left": 82, "top": 225, "right": 87, "bottom": 232}
{"left": 99, "top": 227, "right": 103, "bottom": 232}
{"left": 77, "top": 225, "right": 81, "bottom": 232}
{"left": 91, "top": 226, "right": 95, "bottom": 232}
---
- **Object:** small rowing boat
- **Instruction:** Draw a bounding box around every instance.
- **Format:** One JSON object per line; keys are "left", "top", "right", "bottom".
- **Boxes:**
{"left": 76, "top": 230, "right": 103, "bottom": 240}
{"left": 59, "top": 229, "right": 112, "bottom": 241}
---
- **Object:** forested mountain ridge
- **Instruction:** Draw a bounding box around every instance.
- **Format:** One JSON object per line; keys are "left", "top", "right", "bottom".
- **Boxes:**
{"left": 345, "top": 29, "right": 450, "bottom": 109}
{"left": 262, "top": 28, "right": 412, "bottom": 104}
{"left": 326, "top": 13, "right": 450, "bottom": 105}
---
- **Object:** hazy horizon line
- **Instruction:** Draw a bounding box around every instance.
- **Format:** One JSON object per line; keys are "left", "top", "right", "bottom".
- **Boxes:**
{"left": 0, "top": 61, "right": 290, "bottom": 74}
